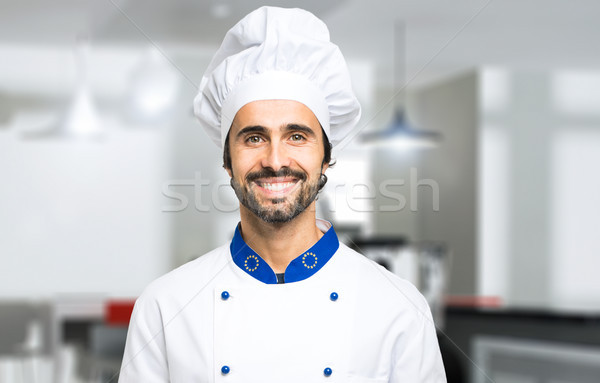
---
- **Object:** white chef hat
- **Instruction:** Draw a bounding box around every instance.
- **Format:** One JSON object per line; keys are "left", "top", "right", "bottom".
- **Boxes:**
{"left": 193, "top": 6, "right": 361, "bottom": 148}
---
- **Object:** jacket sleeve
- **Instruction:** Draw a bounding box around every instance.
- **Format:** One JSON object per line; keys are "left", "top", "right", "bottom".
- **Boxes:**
{"left": 390, "top": 303, "right": 447, "bottom": 382}
{"left": 119, "top": 294, "right": 170, "bottom": 382}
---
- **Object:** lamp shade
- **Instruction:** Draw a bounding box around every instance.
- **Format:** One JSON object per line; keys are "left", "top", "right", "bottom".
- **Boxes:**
{"left": 361, "top": 109, "right": 441, "bottom": 148}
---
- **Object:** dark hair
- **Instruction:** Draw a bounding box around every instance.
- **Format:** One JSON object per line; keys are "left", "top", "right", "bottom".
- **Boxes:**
{"left": 223, "top": 128, "right": 334, "bottom": 191}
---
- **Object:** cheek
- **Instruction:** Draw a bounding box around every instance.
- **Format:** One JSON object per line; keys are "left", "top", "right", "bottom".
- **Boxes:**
{"left": 296, "top": 154, "right": 325, "bottom": 175}
{"left": 230, "top": 150, "right": 259, "bottom": 178}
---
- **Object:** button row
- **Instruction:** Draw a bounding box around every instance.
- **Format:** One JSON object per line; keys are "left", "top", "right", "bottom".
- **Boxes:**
{"left": 220, "top": 365, "right": 334, "bottom": 377}
{"left": 220, "top": 291, "right": 339, "bottom": 301}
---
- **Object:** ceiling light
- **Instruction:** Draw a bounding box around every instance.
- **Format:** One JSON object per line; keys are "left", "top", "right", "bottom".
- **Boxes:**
{"left": 127, "top": 48, "right": 180, "bottom": 123}
{"left": 361, "top": 21, "right": 441, "bottom": 149}
{"left": 361, "top": 110, "right": 441, "bottom": 148}
{"left": 23, "top": 36, "right": 102, "bottom": 139}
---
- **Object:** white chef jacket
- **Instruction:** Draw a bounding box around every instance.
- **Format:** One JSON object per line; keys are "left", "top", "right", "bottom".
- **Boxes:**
{"left": 119, "top": 220, "right": 446, "bottom": 382}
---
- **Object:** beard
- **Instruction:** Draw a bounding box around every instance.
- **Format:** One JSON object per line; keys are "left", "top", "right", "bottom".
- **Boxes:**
{"left": 230, "top": 167, "right": 321, "bottom": 223}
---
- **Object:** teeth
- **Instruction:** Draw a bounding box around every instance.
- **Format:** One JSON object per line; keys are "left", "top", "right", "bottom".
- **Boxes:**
{"left": 261, "top": 182, "right": 295, "bottom": 191}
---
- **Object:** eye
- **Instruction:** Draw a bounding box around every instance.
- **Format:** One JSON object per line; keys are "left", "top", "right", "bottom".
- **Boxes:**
{"left": 246, "top": 135, "right": 263, "bottom": 144}
{"left": 290, "top": 133, "right": 305, "bottom": 141}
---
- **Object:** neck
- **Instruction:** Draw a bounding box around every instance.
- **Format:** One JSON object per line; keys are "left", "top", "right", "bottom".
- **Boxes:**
{"left": 238, "top": 203, "right": 324, "bottom": 273}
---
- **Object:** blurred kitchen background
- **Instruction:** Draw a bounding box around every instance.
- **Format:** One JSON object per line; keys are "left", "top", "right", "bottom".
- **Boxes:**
{"left": 1, "top": 0, "right": 600, "bottom": 382}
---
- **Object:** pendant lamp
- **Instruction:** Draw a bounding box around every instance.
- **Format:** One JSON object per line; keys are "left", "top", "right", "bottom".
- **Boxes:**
{"left": 361, "top": 21, "right": 441, "bottom": 148}
{"left": 23, "top": 35, "right": 102, "bottom": 139}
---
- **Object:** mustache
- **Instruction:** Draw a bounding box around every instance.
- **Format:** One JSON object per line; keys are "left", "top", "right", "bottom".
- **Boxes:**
{"left": 246, "top": 168, "right": 307, "bottom": 183}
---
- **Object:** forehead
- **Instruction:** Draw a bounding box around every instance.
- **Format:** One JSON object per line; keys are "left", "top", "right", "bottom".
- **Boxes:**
{"left": 230, "top": 99, "right": 321, "bottom": 134}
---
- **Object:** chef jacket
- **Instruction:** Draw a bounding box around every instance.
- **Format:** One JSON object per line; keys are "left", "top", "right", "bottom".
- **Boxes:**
{"left": 119, "top": 220, "right": 446, "bottom": 382}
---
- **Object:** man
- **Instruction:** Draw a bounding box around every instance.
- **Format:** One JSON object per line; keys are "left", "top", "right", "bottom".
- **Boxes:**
{"left": 119, "top": 6, "right": 446, "bottom": 382}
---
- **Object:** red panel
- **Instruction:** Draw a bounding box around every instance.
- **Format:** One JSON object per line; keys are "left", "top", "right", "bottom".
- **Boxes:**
{"left": 105, "top": 300, "right": 136, "bottom": 326}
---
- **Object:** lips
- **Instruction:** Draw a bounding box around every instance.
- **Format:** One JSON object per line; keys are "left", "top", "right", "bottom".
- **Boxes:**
{"left": 244, "top": 168, "right": 307, "bottom": 198}
{"left": 254, "top": 177, "right": 299, "bottom": 195}
{"left": 260, "top": 181, "right": 296, "bottom": 191}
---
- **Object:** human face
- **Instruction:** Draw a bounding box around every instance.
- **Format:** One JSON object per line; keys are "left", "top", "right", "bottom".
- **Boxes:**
{"left": 227, "top": 100, "right": 328, "bottom": 223}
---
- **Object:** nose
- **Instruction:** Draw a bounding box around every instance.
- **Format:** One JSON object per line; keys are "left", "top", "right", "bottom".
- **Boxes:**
{"left": 260, "top": 141, "right": 291, "bottom": 171}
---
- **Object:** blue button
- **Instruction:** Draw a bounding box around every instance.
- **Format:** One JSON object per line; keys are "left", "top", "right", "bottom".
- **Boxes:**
{"left": 330, "top": 292, "right": 338, "bottom": 301}
{"left": 221, "top": 365, "right": 230, "bottom": 375}
{"left": 324, "top": 367, "right": 333, "bottom": 377}
{"left": 221, "top": 291, "right": 230, "bottom": 300}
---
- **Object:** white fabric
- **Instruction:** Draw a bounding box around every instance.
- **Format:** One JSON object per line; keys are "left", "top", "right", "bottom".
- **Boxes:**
{"left": 118, "top": 232, "right": 447, "bottom": 382}
{"left": 193, "top": 6, "right": 362, "bottom": 148}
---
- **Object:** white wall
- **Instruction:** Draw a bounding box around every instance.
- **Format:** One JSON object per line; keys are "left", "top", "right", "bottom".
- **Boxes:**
{"left": 410, "top": 67, "right": 600, "bottom": 310}
{"left": 0, "top": 45, "right": 207, "bottom": 298}
{"left": 0, "top": 126, "right": 170, "bottom": 298}
{"left": 479, "top": 68, "right": 600, "bottom": 310}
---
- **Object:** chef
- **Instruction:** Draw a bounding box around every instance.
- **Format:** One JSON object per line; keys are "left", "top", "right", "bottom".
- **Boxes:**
{"left": 119, "top": 6, "right": 446, "bottom": 383}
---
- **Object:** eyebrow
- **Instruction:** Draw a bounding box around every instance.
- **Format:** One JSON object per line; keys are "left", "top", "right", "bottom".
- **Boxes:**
{"left": 283, "top": 124, "right": 317, "bottom": 138}
{"left": 235, "top": 125, "right": 268, "bottom": 139}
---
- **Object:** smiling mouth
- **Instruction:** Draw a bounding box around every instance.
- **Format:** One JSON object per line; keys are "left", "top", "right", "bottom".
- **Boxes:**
{"left": 254, "top": 178, "right": 299, "bottom": 194}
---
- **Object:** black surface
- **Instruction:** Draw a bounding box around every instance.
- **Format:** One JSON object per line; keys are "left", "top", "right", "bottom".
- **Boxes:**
{"left": 441, "top": 307, "right": 600, "bottom": 383}
{"left": 348, "top": 237, "right": 408, "bottom": 249}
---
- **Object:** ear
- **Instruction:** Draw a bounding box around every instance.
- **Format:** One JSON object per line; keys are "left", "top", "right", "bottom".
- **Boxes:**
{"left": 225, "top": 166, "right": 233, "bottom": 178}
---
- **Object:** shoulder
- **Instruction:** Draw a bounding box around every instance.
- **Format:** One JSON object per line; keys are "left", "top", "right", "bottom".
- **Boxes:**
{"left": 135, "top": 243, "right": 231, "bottom": 306}
{"left": 336, "top": 243, "right": 431, "bottom": 317}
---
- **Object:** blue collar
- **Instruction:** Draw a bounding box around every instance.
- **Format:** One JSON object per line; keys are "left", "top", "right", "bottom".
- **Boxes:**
{"left": 229, "top": 221, "right": 339, "bottom": 284}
